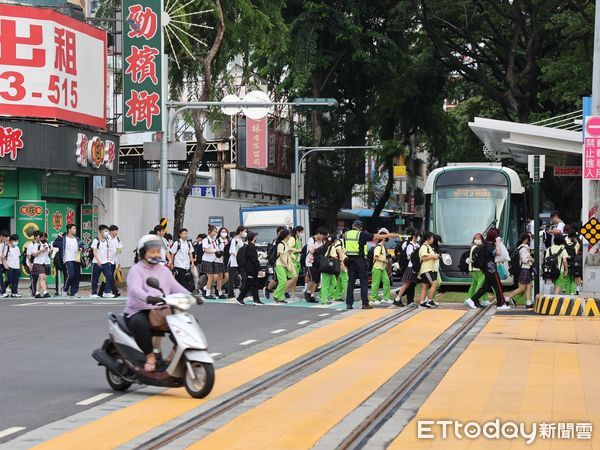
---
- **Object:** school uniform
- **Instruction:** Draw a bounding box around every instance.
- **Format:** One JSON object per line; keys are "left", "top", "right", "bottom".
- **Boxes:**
{"left": 371, "top": 243, "right": 391, "bottom": 301}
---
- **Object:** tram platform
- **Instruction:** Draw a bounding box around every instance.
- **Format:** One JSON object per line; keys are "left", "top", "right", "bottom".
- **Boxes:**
{"left": 535, "top": 294, "right": 600, "bottom": 316}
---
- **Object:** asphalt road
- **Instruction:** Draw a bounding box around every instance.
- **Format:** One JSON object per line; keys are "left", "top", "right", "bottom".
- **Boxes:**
{"left": 0, "top": 298, "right": 343, "bottom": 442}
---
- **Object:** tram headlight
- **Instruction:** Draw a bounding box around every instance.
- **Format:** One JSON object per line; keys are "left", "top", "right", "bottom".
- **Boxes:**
{"left": 442, "top": 254, "right": 452, "bottom": 266}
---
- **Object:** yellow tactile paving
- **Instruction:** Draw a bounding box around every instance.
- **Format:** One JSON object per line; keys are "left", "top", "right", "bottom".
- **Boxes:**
{"left": 188, "top": 309, "right": 465, "bottom": 450}
{"left": 34, "top": 309, "right": 392, "bottom": 450}
{"left": 390, "top": 315, "right": 600, "bottom": 449}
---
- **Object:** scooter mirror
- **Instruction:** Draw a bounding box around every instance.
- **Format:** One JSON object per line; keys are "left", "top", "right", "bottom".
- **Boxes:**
{"left": 146, "top": 277, "right": 161, "bottom": 290}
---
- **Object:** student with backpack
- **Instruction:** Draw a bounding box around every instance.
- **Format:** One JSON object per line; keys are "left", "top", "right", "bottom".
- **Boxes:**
{"left": 31, "top": 232, "right": 51, "bottom": 298}
{"left": 466, "top": 229, "right": 510, "bottom": 310}
{"left": 59, "top": 223, "right": 84, "bottom": 297}
{"left": 319, "top": 235, "right": 343, "bottom": 305}
{"left": 506, "top": 233, "right": 534, "bottom": 308}
{"left": 170, "top": 228, "right": 195, "bottom": 292}
{"left": 544, "top": 234, "right": 570, "bottom": 295}
{"left": 565, "top": 230, "right": 582, "bottom": 295}
{"left": 0, "top": 230, "right": 9, "bottom": 298}
{"left": 236, "top": 231, "right": 265, "bottom": 305}
{"left": 371, "top": 228, "right": 392, "bottom": 304}
{"left": 215, "top": 227, "right": 230, "bottom": 296}
{"left": 304, "top": 228, "right": 327, "bottom": 303}
{"left": 264, "top": 226, "right": 287, "bottom": 299}
{"left": 464, "top": 233, "right": 487, "bottom": 308}
{"left": 90, "top": 225, "right": 115, "bottom": 298}
{"left": 285, "top": 226, "right": 304, "bottom": 300}
{"left": 25, "top": 231, "right": 40, "bottom": 296}
{"left": 417, "top": 231, "right": 440, "bottom": 308}
{"left": 227, "top": 226, "right": 247, "bottom": 299}
{"left": 272, "top": 229, "right": 295, "bottom": 304}
{"left": 333, "top": 229, "right": 349, "bottom": 302}
{"left": 6, "top": 234, "right": 21, "bottom": 297}
{"left": 394, "top": 229, "right": 420, "bottom": 307}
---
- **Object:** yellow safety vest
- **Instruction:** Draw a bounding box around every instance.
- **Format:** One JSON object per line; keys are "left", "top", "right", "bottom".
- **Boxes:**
{"left": 344, "top": 230, "right": 367, "bottom": 257}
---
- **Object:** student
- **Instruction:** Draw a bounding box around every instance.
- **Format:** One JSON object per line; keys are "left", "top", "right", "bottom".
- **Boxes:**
{"left": 0, "top": 230, "right": 9, "bottom": 298}
{"left": 61, "top": 223, "right": 83, "bottom": 297}
{"left": 394, "top": 229, "right": 420, "bottom": 307}
{"left": 31, "top": 232, "right": 51, "bottom": 298}
{"left": 304, "top": 228, "right": 327, "bottom": 303}
{"left": 26, "top": 231, "right": 40, "bottom": 296}
{"left": 272, "top": 229, "right": 295, "bottom": 304}
{"left": 285, "top": 226, "right": 304, "bottom": 299}
{"left": 546, "top": 234, "right": 570, "bottom": 295}
{"left": 6, "top": 234, "right": 21, "bottom": 297}
{"left": 227, "top": 226, "right": 247, "bottom": 299}
{"left": 333, "top": 229, "right": 349, "bottom": 302}
{"left": 545, "top": 211, "right": 565, "bottom": 247}
{"left": 153, "top": 225, "right": 173, "bottom": 267}
{"left": 467, "top": 229, "right": 510, "bottom": 310}
{"left": 564, "top": 230, "right": 582, "bottom": 295}
{"left": 417, "top": 232, "right": 440, "bottom": 308}
{"left": 201, "top": 225, "right": 220, "bottom": 299}
{"left": 170, "top": 228, "right": 195, "bottom": 292}
{"left": 216, "top": 227, "right": 230, "bottom": 296}
{"left": 506, "top": 233, "right": 534, "bottom": 308}
{"left": 264, "top": 226, "right": 287, "bottom": 299}
{"left": 236, "top": 231, "right": 264, "bottom": 305}
{"left": 320, "top": 234, "right": 343, "bottom": 305}
{"left": 90, "top": 225, "right": 115, "bottom": 298}
{"left": 371, "top": 228, "right": 392, "bottom": 304}
{"left": 465, "top": 233, "right": 487, "bottom": 308}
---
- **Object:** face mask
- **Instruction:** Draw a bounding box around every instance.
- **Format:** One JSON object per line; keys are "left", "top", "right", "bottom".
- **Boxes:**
{"left": 146, "top": 256, "right": 162, "bottom": 265}
{"left": 474, "top": 239, "right": 482, "bottom": 245}
{"left": 12, "top": 242, "right": 18, "bottom": 247}
{"left": 41, "top": 239, "right": 47, "bottom": 244}
{"left": 242, "top": 232, "right": 248, "bottom": 238}
{"left": 221, "top": 232, "right": 228, "bottom": 238}
{"left": 103, "top": 231, "right": 109, "bottom": 238}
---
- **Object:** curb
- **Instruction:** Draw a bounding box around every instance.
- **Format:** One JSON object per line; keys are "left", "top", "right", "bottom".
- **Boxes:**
{"left": 534, "top": 295, "right": 600, "bottom": 316}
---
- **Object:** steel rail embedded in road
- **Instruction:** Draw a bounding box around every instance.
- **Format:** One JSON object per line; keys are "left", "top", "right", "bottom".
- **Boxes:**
{"left": 135, "top": 307, "right": 420, "bottom": 450}
{"left": 336, "top": 306, "right": 490, "bottom": 450}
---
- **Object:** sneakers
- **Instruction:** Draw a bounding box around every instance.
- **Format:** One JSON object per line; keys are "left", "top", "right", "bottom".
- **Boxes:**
{"left": 1, "top": 292, "right": 8, "bottom": 298}
{"left": 274, "top": 298, "right": 288, "bottom": 304}
{"left": 480, "top": 300, "right": 492, "bottom": 307}
{"left": 346, "top": 305, "right": 354, "bottom": 310}
{"left": 362, "top": 304, "right": 373, "bottom": 309}
{"left": 393, "top": 300, "right": 405, "bottom": 307}
{"left": 525, "top": 303, "right": 534, "bottom": 309}
{"left": 204, "top": 292, "right": 216, "bottom": 300}
{"left": 43, "top": 292, "right": 51, "bottom": 298}
{"left": 496, "top": 304, "right": 511, "bottom": 311}
{"left": 35, "top": 293, "right": 42, "bottom": 299}
{"left": 465, "top": 298, "right": 476, "bottom": 309}
{"left": 103, "top": 293, "right": 115, "bottom": 299}
{"left": 253, "top": 300, "right": 265, "bottom": 306}
{"left": 427, "top": 300, "right": 438, "bottom": 308}
{"left": 90, "top": 294, "right": 100, "bottom": 299}
{"left": 306, "top": 296, "right": 318, "bottom": 304}
{"left": 236, "top": 298, "right": 246, "bottom": 305}
{"left": 419, "top": 301, "right": 431, "bottom": 308}
{"left": 321, "top": 301, "right": 333, "bottom": 305}
{"left": 304, "top": 291, "right": 311, "bottom": 302}
{"left": 11, "top": 293, "right": 21, "bottom": 298}
{"left": 285, "top": 293, "right": 291, "bottom": 299}
{"left": 407, "top": 301, "right": 417, "bottom": 308}
{"left": 264, "top": 287, "right": 272, "bottom": 299}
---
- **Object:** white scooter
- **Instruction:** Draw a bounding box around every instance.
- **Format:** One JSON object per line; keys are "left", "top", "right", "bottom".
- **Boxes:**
{"left": 92, "top": 277, "right": 215, "bottom": 398}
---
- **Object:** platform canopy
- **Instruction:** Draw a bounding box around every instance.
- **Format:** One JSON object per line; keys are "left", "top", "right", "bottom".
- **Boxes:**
{"left": 468, "top": 114, "right": 583, "bottom": 165}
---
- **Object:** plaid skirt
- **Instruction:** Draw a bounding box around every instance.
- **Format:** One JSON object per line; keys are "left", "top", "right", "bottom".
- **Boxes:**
{"left": 31, "top": 263, "right": 48, "bottom": 276}
{"left": 200, "top": 260, "right": 226, "bottom": 275}
{"left": 401, "top": 267, "right": 417, "bottom": 284}
{"left": 518, "top": 268, "right": 532, "bottom": 285}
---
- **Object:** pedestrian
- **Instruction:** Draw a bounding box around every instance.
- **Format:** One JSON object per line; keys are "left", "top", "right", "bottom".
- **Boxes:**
{"left": 394, "top": 228, "right": 420, "bottom": 307}
{"left": 343, "top": 220, "right": 398, "bottom": 310}
{"left": 285, "top": 226, "right": 304, "bottom": 299}
{"left": 6, "top": 234, "right": 21, "bottom": 297}
{"left": 227, "top": 226, "right": 247, "bottom": 299}
{"left": 319, "top": 234, "right": 343, "bottom": 305}
{"left": 371, "top": 228, "right": 392, "bottom": 304}
{"left": 564, "top": 230, "right": 582, "bottom": 295}
{"left": 170, "top": 228, "right": 195, "bottom": 292}
{"left": 464, "top": 233, "right": 487, "bottom": 308}
{"left": 466, "top": 228, "right": 511, "bottom": 310}
{"left": 90, "top": 225, "right": 115, "bottom": 298}
{"left": 544, "top": 210, "right": 565, "bottom": 248}
{"left": 100, "top": 225, "right": 123, "bottom": 297}
{"left": 214, "top": 227, "right": 230, "bottom": 298}
{"left": 236, "top": 231, "right": 265, "bottom": 306}
{"left": 272, "top": 228, "right": 295, "bottom": 304}
{"left": 264, "top": 226, "right": 287, "bottom": 299}
{"left": 417, "top": 232, "right": 441, "bottom": 308}
{"left": 304, "top": 227, "right": 327, "bottom": 303}
{"left": 0, "top": 230, "right": 9, "bottom": 298}
{"left": 201, "top": 225, "right": 222, "bottom": 299}
{"left": 31, "top": 232, "right": 51, "bottom": 298}
{"left": 545, "top": 234, "right": 570, "bottom": 295}
{"left": 333, "top": 229, "right": 349, "bottom": 302}
{"left": 153, "top": 224, "right": 173, "bottom": 267}
{"left": 506, "top": 232, "right": 534, "bottom": 309}
{"left": 26, "top": 231, "right": 40, "bottom": 296}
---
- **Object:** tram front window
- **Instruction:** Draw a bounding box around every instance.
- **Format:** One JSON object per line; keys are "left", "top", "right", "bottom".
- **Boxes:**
{"left": 434, "top": 187, "right": 508, "bottom": 245}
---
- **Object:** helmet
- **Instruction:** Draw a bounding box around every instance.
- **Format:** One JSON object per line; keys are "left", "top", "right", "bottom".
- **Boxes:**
{"left": 137, "top": 234, "right": 164, "bottom": 259}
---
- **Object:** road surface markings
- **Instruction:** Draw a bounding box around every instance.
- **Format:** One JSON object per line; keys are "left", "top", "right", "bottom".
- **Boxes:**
{"left": 270, "top": 329, "right": 286, "bottom": 334}
{"left": 12, "top": 302, "right": 40, "bottom": 306}
{"left": 189, "top": 310, "right": 466, "bottom": 450}
{"left": 209, "top": 353, "right": 221, "bottom": 357}
{"left": 33, "top": 310, "right": 392, "bottom": 450}
{"left": 239, "top": 339, "right": 258, "bottom": 346}
{"left": 76, "top": 393, "right": 113, "bottom": 406}
{"left": 0, "top": 427, "right": 26, "bottom": 439}
{"left": 297, "top": 320, "right": 310, "bottom": 325}
{"left": 318, "top": 313, "right": 330, "bottom": 317}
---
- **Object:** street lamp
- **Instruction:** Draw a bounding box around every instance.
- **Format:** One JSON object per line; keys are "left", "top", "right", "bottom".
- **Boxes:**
{"left": 294, "top": 145, "right": 383, "bottom": 205}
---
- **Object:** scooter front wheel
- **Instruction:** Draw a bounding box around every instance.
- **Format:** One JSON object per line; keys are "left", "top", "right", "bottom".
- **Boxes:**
{"left": 184, "top": 360, "right": 215, "bottom": 399}
{"left": 106, "top": 367, "right": 132, "bottom": 391}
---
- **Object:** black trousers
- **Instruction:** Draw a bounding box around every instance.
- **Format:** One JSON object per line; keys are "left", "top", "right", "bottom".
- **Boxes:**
{"left": 173, "top": 268, "right": 193, "bottom": 292}
{"left": 405, "top": 283, "right": 416, "bottom": 304}
{"left": 472, "top": 271, "right": 505, "bottom": 306}
{"left": 238, "top": 274, "right": 260, "bottom": 303}
{"left": 126, "top": 311, "right": 153, "bottom": 354}
{"left": 346, "top": 257, "right": 369, "bottom": 307}
{"left": 99, "top": 263, "right": 119, "bottom": 296}
{"left": 227, "top": 266, "right": 241, "bottom": 297}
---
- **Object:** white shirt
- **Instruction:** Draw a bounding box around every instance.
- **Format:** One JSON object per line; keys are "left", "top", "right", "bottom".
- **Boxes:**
{"left": 7, "top": 244, "right": 20, "bottom": 269}
{"left": 170, "top": 239, "right": 193, "bottom": 270}
{"left": 201, "top": 237, "right": 216, "bottom": 262}
{"left": 550, "top": 221, "right": 565, "bottom": 246}
{"left": 64, "top": 236, "right": 79, "bottom": 263}
{"left": 518, "top": 245, "right": 533, "bottom": 269}
{"left": 33, "top": 242, "right": 51, "bottom": 265}
{"left": 108, "top": 236, "right": 123, "bottom": 265}
{"left": 91, "top": 238, "right": 110, "bottom": 265}
{"left": 0, "top": 242, "right": 5, "bottom": 263}
{"left": 228, "top": 236, "right": 244, "bottom": 267}
{"left": 527, "top": 221, "right": 535, "bottom": 249}
{"left": 306, "top": 237, "right": 323, "bottom": 268}
{"left": 26, "top": 243, "right": 35, "bottom": 267}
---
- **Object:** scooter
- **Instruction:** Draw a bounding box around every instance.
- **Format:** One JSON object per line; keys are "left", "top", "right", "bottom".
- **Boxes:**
{"left": 92, "top": 277, "right": 215, "bottom": 399}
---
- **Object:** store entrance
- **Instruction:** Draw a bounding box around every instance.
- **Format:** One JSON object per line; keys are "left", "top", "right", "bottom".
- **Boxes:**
{"left": 0, "top": 217, "right": 10, "bottom": 232}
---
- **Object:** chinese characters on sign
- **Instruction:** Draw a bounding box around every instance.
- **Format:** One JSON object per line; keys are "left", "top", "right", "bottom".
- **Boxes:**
{"left": 246, "top": 117, "right": 268, "bottom": 169}
{"left": 123, "top": 0, "right": 162, "bottom": 132}
{"left": 80, "top": 204, "right": 98, "bottom": 275}
{"left": 75, "top": 133, "right": 116, "bottom": 170}
{"left": 583, "top": 116, "right": 600, "bottom": 179}
{"left": 15, "top": 200, "right": 46, "bottom": 277}
{"left": 0, "top": 5, "right": 106, "bottom": 129}
{"left": 0, "top": 126, "right": 24, "bottom": 160}
{"left": 190, "top": 185, "right": 217, "bottom": 197}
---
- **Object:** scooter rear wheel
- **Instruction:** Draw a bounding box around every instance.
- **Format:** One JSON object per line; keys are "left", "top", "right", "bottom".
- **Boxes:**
{"left": 184, "top": 360, "right": 215, "bottom": 399}
{"left": 106, "top": 366, "right": 132, "bottom": 392}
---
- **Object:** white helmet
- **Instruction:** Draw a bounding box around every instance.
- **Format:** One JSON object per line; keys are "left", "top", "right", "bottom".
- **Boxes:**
{"left": 137, "top": 234, "right": 164, "bottom": 258}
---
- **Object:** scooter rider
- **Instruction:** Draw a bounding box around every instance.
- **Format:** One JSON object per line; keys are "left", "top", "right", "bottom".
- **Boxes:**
{"left": 124, "top": 235, "right": 191, "bottom": 372}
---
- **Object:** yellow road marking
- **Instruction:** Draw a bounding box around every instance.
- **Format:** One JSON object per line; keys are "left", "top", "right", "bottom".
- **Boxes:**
{"left": 189, "top": 310, "right": 465, "bottom": 450}
{"left": 34, "top": 309, "right": 392, "bottom": 450}
{"left": 390, "top": 315, "right": 600, "bottom": 449}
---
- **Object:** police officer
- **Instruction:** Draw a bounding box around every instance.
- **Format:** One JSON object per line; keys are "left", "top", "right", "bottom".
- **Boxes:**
{"left": 344, "top": 220, "right": 398, "bottom": 310}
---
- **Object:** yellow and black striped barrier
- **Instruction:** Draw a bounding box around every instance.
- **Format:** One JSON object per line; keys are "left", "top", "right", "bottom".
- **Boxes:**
{"left": 535, "top": 295, "right": 600, "bottom": 316}
{"left": 160, "top": 217, "right": 168, "bottom": 233}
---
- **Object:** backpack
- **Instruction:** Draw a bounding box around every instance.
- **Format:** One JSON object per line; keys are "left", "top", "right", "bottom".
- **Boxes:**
{"left": 312, "top": 245, "right": 326, "bottom": 268}
{"left": 236, "top": 244, "right": 248, "bottom": 268}
{"left": 458, "top": 250, "right": 470, "bottom": 275}
{"left": 572, "top": 253, "right": 583, "bottom": 278}
{"left": 88, "top": 239, "right": 100, "bottom": 262}
{"left": 222, "top": 240, "right": 231, "bottom": 265}
{"left": 508, "top": 245, "right": 524, "bottom": 278}
{"left": 397, "top": 240, "right": 411, "bottom": 273}
{"left": 367, "top": 246, "right": 376, "bottom": 270}
{"left": 471, "top": 245, "right": 486, "bottom": 270}
{"left": 542, "top": 247, "right": 563, "bottom": 281}
{"left": 22, "top": 246, "right": 34, "bottom": 274}
{"left": 410, "top": 245, "right": 422, "bottom": 274}
{"left": 267, "top": 241, "right": 278, "bottom": 266}
{"left": 299, "top": 244, "right": 308, "bottom": 267}
{"left": 193, "top": 241, "right": 204, "bottom": 261}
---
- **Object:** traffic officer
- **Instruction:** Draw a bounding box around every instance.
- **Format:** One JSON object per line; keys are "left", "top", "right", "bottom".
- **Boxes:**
{"left": 344, "top": 220, "right": 398, "bottom": 310}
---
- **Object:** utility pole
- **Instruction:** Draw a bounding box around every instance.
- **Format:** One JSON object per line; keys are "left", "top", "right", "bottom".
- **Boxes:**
{"left": 529, "top": 154, "right": 545, "bottom": 298}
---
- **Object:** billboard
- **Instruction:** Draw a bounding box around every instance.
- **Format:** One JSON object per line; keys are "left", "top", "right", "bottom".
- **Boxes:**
{"left": 245, "top": 117, "right": 268, "bottom": 169}
{"left": 0, "top": 4, "right": 107, "bottom": 129}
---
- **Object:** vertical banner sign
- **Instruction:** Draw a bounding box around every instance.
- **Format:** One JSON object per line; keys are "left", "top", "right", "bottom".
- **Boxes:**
{"left": 15, "top": 200, "right": 46, "bottom": 277}
{"left": 123, "top": 0, "right": 162, "bottom": 132}
{"left": 46, "top": 202, "right": 77, "bottom": 284}
{"left": 80, "top": 204, "right": 98, "bottom": 275}
{"left": 246, "top": 117, "right": 268, "bottom": 169}
{"left": 584, "top": 116, "right": 600, "bottom": 179}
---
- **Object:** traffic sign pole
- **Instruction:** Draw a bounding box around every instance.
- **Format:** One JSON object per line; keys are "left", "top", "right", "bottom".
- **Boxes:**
{"left": 533, "top": 155, "right": 541, "bottom": 299}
